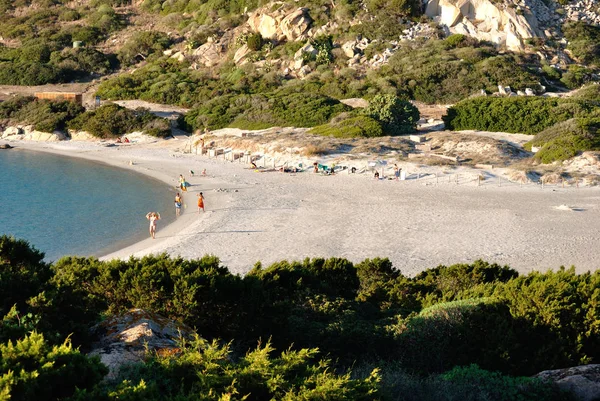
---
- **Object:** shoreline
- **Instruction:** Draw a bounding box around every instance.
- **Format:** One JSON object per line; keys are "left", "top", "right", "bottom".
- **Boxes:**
{"left": 5, "top": 138, "right": 600, "bottom": 276}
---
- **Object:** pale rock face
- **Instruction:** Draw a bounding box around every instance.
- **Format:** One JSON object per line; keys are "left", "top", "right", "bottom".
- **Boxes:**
{"left": 2, "top": 126, "right": 22, "bottom": 139}
{"left": 193, "top": 41, "right": 225, "bottom": 67}
{"left": 247, "top": 6, "right": 312, "bottom": 42}
{"left": 424, "top": 0, "right": 543, "bottom": 51}
{"left": 293, "top": 43, "right": 317, "bottom": 70}
{"left": 234, "top": 44, "right": 251, "bottom": 65}
{"left": 23, "top": 130, "right": 67, "bottom": 141}
{"left": 342, "top": 41, "right": 358, "bottom": 58}
{"left": 70, "top": 131, "right": 97, "bottom": 141}
{"left": 279, "top": 8, "right": 312, "bottom": 41}
{"left": 89, "top": 309, "right": 195, "bottom": 379}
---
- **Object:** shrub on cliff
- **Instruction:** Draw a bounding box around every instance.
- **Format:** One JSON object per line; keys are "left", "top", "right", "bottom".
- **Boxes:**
{"left": 117, "top": 31, "right": 172, "bottom": 67}
{"left": 564, "top": 21, "right": 600, "bottom": 66}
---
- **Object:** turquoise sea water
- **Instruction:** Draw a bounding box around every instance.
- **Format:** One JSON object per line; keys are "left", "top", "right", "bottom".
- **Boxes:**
{"left": 0, "top": 148, "right": 174, "bottom": 261}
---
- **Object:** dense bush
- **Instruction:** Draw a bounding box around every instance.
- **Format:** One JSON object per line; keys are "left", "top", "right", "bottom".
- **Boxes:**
{"left": 183, "top": 88, "right": 351, "bottom": 131}
{"left": 443, "top": 97, "right": 593, "bottom": 134}
{"left": 564, "top": 22, "right": 600, "bottom": 66}
{"left": 0, "top": 332, "right": 107, "bottom": 400}
{"left": 0, "top": 235, "right": 598, "bottom": 401}
{"left": 309, "top": 114, "right": 384, "bottom": 138}
{"left": 68, "top": 104, "right": 171, "bottom": 138}
{"left": 73, "top": 338, "right": 380, "bottom": 400}
{"left": 363, "top": 94, "right": 420, "bottom": 135}
{"left": 117, "top": 31, "right": 172, "bottom": 67}
{"left": 527, "top": 118, "right": 600, "bottom": 163}
{"left": 0, "top": 97, "right": 85, "bottom": 132}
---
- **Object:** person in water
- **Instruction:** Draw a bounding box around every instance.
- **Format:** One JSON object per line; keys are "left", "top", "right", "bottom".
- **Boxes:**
{"left": 146, "top": 212, "right": 160, "bottom": 239}
{"left": 197, "top": 192, "right": 205, "bottom": 213}
{"left": 175, "top": 193, "right": 182, "bottom": 217}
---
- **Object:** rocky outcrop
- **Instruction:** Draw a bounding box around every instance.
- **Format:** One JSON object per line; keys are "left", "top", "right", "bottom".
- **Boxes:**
{"left": 424, "top": 0, "right": 545, "bottom": 51}
{"left": 89, "top": 309, "right": 195, "bottom": 379}
{"left": 247, "top": 5, "right": 312, "bottom": 42}
{"left": 234, "top": 44, "right": 252, "bottom": 65}
{"left": 69, "top": 131, "right": 97, "bottom": 141}
{"left": 192, "top": 31, "right": 235, "bottom": 67}
{"left": 2, "top": 126, "right": 66, "bottom": 141}
{"left": 535, "top": 365, "right": 600, "bottom": 401}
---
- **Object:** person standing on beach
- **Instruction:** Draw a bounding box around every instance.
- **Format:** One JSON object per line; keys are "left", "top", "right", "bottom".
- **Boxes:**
{"left": 175, "top": 193, "right": 182, "bottom": 217}
{"left": 179, "top": 174, "right": 188, "bottom": 191}
{"left": 197, "top": 192, "right": 205, "bottom": 213}
{"left": 146, "top": 212, "right": 160, "bottom": 239}
{"left": 394, "top": 164, "right": 400, "bottom": 181}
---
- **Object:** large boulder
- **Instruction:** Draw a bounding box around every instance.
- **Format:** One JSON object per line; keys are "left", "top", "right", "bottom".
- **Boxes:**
{"left": 247, "top": 5, "right": 312, "bottom": 42}
{"left": 23, "top": 130, "right": 67, "bottom": 141}
{"left": 89, "top": 309, "right": 195, "bottom": 379}
{"left": 2, "top": 126, "right": 23, "bottom": 139}
{"left": 424, "top": 0, "right": 544, "bottom": 51}
{"left": 234, "top": 44, "right": 252, "bottom": 65}
{"left": 535, "top": 365, "right": 600, "bottom": 401}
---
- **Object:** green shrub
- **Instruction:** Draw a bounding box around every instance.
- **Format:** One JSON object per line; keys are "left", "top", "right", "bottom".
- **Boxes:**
{"left": 527, "top": 118, "right": 600, "bottom": 163}
{"left": 0, "top": 332, "right": 107, "bottom": 400}
{"left": 94, "top": 338, "right": 380, "bottom": 401}
{"left": 561, "top": 65, "right": 595, "bottom": 89}
{"left": 364, "top": 94, "right": 420, "bottom": 135}
{"left": 0, "top": 98, "right": 85, "bottom": 132}
{"left": 309, "top": 114, "right": 384, "bottom": 138}
{"left": 246, "top": 33, "right": 263, "bottom": 51}
{"left": 68, "top": 104, "right": 170, "bottom": 138}
{"left": 117, "top": 31, "right": 172, "bottom": 67}
{"left": 443, "top": 97, "right": 591, "bottom": 134}
{"left": 396, "top": 298, "right": 519, "bottom": 374}
{"left": 184, "top": 89, "right": 351, "bottom": 131}
{"left": 563, "top": 21, "right": 600, "bottom": 65}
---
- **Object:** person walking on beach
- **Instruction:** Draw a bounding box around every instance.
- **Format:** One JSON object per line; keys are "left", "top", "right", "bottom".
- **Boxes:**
{"left": 179, "top": 174, "right": 188, "bottom": 191}
{"left": 394, "top": 164, "right": 400, "bottom": 181}
{"left": 146, "top": 212, "right": 160, "bottom": 239}
{"left": 197, "top": 192, "right": 205, "bottom": 213}
{"left": 175, "top": 193, "right": 182, "bottom": 217}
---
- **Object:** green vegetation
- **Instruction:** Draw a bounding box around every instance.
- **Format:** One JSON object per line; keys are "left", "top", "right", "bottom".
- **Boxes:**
{"left": 117, "top": 31, "right": 172, "bottom": 67}
{"left": 0, "top": 235, "right": 586, "bottom": 400}
{"left": 526, "top": 117, "right": 600, "bottom": 163}
{"left": 0, "top": 97, "right": 169, "bottom": 137}
{"left": 443, "top": 97, "right": 594, "bottom": 134}
{"left": 0, "top": 97, "right": 85, "bottom": 132}
{"left": 69, "top": 103, "right": 171, "bottom": 138}
{"left": 363, "top": 94, "right": 420, "bottom": 135}
{"left": 309, "top": 114, "right": 384, "bottom": 138}
{"left": 564, "top": 22, "right": 600, "bottom": 66}
{"left": 182, "top": 87, "right": 351, "bottom": 131}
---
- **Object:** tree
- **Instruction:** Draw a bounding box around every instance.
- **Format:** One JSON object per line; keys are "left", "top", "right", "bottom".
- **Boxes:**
{"left": 364, "top": 94, "right": 420, "bottom": 135}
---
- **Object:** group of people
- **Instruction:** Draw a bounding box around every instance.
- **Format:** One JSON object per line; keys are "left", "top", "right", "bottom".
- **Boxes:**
{"left": 145, "top": 173, "right": 207, "bottom": 239}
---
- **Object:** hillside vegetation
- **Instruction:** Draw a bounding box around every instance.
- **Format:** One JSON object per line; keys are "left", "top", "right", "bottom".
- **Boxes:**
{"left": 1, "top": 234, "right": 597, "bottom": 399}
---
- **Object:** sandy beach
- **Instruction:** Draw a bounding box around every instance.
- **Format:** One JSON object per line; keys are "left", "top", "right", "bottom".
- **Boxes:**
{"left": 7, "top": 136, "right": 600, "bottom": 276}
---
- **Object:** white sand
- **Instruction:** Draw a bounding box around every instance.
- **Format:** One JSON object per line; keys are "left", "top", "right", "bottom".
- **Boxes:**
{"left": 8, "top": 138, "right": 600, "bottom": 276}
